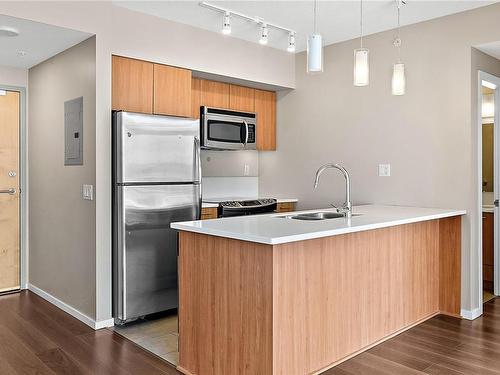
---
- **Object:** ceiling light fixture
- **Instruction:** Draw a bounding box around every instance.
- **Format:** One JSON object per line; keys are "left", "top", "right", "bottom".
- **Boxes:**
{"left": 392, "top": 0, "right": 406, "bottom": 96}
{"left": 353, "top": 0, "right": 369, "bottom": 86}
{"left": 0, "top": 26, "right": 19, "bottom": 37}
{"left": 199, "top": 1, "right": 296, "bottom": 52}
{"left": 259, "top": 24, "right": 269, "bottom": 45}
{"left": 222, "top": 11, "right": 231, "bottom": 35}
{"left": 307, "top": 0, "right": 323, "bottom": 74}
{"left": 287, "top": 31, "right": 296, "bottom": 53}
{"left": 482, "top": 80, "right": 498, "bottom": 90}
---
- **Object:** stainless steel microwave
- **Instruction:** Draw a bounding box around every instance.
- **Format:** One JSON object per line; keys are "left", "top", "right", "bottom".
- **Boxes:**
{"left": 201, "top": 106, "right": 256, "bottom": 150}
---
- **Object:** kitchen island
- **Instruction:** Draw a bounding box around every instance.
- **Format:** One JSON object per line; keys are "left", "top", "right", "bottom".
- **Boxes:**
{"left": 171, "top": 205, "right": 465, "bottom": 375}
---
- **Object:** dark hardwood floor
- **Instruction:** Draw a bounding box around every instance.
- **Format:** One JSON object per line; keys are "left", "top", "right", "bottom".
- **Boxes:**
{"left": 0, "top": 291, "right": 179, "bottom": 374}
{"left": 1, "top": 290, "right": 499, "bottom": 374}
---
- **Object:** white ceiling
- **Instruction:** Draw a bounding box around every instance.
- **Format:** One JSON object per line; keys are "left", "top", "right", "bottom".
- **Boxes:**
{"left": 478, "top": 41, "right": 500, "bottom": 60}
{"left": 0, "top": 15, "right": 92, "bottom": 69}
{"left": 115, "top": 1, "right": 497, "bottom": 53}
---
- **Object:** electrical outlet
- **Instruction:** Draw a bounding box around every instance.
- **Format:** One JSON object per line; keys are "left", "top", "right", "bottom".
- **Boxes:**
{"left": 83, "top": 184, "right": 94, "bottom": 201}
{"left": 378, "top": 164, "right": 391, "bottom": 177}
{"left": 244, "top": 164, "right": 250, "bottom": 176}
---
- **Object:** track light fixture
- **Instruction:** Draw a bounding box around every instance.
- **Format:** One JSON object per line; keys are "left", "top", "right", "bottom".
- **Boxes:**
{"left": 199, "top": 1, "right": 296, "bottom": 52}
{"left": 259, "top": 24, "right": 269, "bottom": 45}
{"left": 222, "top": 11, "right": 231, "bottom": 35}
{"left": 287, "top": 31, "right": 296, "bottom": 53}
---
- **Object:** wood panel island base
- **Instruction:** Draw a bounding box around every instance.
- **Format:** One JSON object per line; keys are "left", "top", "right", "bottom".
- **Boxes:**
{"left": 173, "top": 206, "right": 464, "bottom": 375}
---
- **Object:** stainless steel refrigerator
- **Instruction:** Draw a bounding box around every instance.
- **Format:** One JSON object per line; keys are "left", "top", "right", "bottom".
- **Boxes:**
{"left": 112, "top": 111, "right": 201, "bottom": 324}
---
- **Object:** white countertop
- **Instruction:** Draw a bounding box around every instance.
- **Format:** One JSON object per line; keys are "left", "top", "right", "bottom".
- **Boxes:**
{"left": 172, "top": 204, "right": 466, "bottom": 245}
{"left": 201, "top": 198, "right": 297, "bottom": 209}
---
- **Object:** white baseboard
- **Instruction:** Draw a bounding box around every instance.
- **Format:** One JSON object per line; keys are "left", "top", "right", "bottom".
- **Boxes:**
{"left": 27, "top": 283, "right": 114, "bottom": 330}
{"left": 460, "top": 307, "right": 482, "bottom": 320}
{"left": 95, "top": 318, "right": 115, "bottom": 329}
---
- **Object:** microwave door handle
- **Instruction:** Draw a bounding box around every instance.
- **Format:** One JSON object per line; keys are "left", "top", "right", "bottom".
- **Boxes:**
{"left": 243, "top": 120, "right": 249, "bottom": 145}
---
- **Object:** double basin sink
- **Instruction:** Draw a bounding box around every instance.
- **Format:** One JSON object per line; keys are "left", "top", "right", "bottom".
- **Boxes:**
{"left": 279, "top": 211, "right": 360, "bottom": 221}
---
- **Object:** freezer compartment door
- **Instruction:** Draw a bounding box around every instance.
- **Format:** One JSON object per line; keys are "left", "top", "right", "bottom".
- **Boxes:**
{"left": 113, "top": 184, "right": 201, "bottom": 322}
{"left": 115, "top": 111, "right": 201, "bottom": 183}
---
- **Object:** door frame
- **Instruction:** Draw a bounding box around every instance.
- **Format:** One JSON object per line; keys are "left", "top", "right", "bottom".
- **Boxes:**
{"left": 477, "top": 71, "right": 500, "bottom": 313}
{"left": 0, "top": 85, "right": 27, "bottom": 290}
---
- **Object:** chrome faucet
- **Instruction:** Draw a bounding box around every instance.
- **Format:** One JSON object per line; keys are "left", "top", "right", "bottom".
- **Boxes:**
{"left": 314, "top": 163, "right": 352, "bottom": 219}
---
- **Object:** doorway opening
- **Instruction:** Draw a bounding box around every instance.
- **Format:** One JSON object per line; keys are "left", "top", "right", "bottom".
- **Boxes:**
{"left": 479, "top": 71, "right": 500, "bottom": 307}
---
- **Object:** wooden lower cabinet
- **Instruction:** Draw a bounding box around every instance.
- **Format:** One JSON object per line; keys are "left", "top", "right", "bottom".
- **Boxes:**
{"left": 200, "top": 207, "right": 218, "bottom": 220}
{"left": 177, "top": 217, "right": 462, "bottom": 375}
{"left": 275, "top": 202, "right": 296, "bottom": 213}
{"left": 483, "top": 212, "right": 494, "bottom": 291}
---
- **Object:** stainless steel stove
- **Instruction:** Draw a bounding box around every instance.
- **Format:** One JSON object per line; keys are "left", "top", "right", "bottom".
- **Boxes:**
{"left": 203, "top": 197, "right": 277, "bottom": 218}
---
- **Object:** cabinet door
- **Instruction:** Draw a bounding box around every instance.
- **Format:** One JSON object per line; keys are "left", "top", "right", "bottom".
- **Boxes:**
{"left": 154, "top": 64, "right": 192, "bottom": 117}
{"left": 112, "top": 56, "right": 153, "bottom": 114}
{"left": 255, "top": 89, "right": 276, "bottom": 151}
{"left": 229, "top": 85, "right": 255, "bottom": 112}
{"left": 191, "top": 78, "right": 202, "bottom": 119}
{"left": 483, "top": 212, "right": 494, "bottom": 266}
{"left": 200, "top": 80, "right": 229, "bottom": 109}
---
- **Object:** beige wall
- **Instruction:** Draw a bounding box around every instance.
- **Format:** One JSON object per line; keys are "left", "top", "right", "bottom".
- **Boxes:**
{"left": 28, "top": 37, "right": 96, "bottom": 318}
{"left": 260, "top": 4, "right": 500, "bottom": 314}
{"left": 0, "top": 65, "right": 28, "bottom": 88}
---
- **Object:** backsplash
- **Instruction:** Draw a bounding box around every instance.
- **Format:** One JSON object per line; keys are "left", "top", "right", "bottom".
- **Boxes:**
{"left": 202, "top": 177, "right": 258, "bottom": 199}
{"left": 201, "top": 150, "right": 259, "bottom": 177}
{"left": 201, "top": 150, "right": 259, "bottom": 199}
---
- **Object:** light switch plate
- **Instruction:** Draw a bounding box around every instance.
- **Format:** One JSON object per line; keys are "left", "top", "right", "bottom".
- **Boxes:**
{"left": 378, "top": 164, "right": 391, "bottom": 177}
{"left": 244, "top": 164, "right": 250, "bottom": 176}
{"left": 83, "top": 184, "right": 93, "bottom": 201}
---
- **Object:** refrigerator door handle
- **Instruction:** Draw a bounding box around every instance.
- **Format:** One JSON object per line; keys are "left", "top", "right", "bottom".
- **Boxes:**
{"left": 194, "top": 136, "right": 202, "bottom": 183}
{"left": 194, "top": 136, "right": 202, "bottom": 219}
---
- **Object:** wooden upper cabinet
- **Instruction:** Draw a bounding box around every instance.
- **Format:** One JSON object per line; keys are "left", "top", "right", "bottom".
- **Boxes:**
{"left": 255, "top": 89, "right": 276, "bottom": 151}
{"left": 112, "top": 56, "right": 153, "bottom": 114}
{"left": 191, "top": 78, "right": 202, "bottom": 119}
{"left": 153, "top": 64, "right": 192, "bottom": 117}
{"left": 229, "top": 85, "right": 255, "bottom": 112}
{"left": 200, "top": 80, "right": 229, "bottom": 109}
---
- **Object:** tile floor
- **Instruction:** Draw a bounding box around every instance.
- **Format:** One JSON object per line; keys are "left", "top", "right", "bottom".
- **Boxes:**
{"left": 112, "top": 311, "right": 179, "bottom": 366}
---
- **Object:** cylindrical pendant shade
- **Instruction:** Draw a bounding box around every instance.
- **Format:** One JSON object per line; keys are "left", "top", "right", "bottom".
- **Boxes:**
{"left": 307, "top": 34, "right": 323, "bottom": 73}
{"left": 354, "top": 48, "right": 369, "bottom": 86}
{"left": 392, "top": 63, "right": 406, "bottom": 95}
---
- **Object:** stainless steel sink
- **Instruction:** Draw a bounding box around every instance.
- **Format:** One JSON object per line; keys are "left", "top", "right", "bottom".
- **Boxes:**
{"left": 279, "top": 211, "right": 361, "bottom": 221}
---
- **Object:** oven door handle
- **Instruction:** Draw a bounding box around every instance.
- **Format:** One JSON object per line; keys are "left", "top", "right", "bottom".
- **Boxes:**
{"left": 242, "top": 120, "right": 249, "bottom": 146}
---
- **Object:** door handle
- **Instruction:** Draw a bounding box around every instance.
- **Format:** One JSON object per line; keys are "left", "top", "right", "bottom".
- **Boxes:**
{"left": 243, "top": 120, "right": 249, "bottom": 146}
{"left": 0, "top": 188, "right": 16, "bottom": 195}
{"left": 495, "top": 199, "right": 499, "bottom": 208}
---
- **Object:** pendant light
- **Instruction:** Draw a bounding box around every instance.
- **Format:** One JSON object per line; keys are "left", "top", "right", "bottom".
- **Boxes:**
{"left": 307, "top": 0, "right": 323, "bottom": 73}
{"left": 353, "top": 0, "right": 369, "bottom": 86}
{"left": 392, "top": 0, "right": 406, "bottom": 95}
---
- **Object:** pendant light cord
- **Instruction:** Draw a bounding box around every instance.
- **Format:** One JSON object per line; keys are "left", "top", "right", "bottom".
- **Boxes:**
{"left": 360, "top": 0, "right": 363, "bottom": 48}
{"left": 397, "top": 0, "right": 401, "bottom": 62}
{"left": 313, "top": 0, "right": 317, "bottom": 33}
